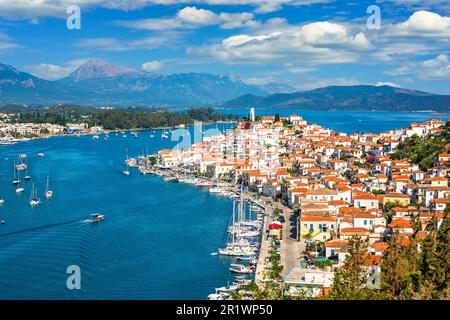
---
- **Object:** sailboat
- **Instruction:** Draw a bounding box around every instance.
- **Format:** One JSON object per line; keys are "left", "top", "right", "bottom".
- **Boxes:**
{"left": 45, "top": 176, "right": 53, "bottom": 199}
{"left": 122, "top": 149, "right": 130, "bottom": 176}
{"left": 29, "top": 182, "right": 41, "bottom": 206}
{"left": 12, "top": 161, "right": 20, "bottom": 185}
{"left": 15, "top": 170, "right": 24, "bottom": 193}
{"left": 24, "top": 161, "right": 31, "bottom": 181}
{"left": 16, "top": 156, "right": 27, "bottom": 171}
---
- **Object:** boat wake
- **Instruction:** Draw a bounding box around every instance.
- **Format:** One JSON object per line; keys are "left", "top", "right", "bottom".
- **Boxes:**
{"left": 0, "top": 219, "right": 82, "bottom": 237}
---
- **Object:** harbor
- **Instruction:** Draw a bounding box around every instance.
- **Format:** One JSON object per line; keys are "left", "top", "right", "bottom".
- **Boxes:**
{"left": 0, "top": 127, "right": 237, "bottom": 299}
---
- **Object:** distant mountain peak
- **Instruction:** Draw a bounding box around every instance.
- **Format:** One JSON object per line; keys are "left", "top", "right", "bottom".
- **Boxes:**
{"left": 0, "top": 63, "right": 20, "bottom": 75}
{"left": 68, "top": 59, "right": 136, "bottom": 81}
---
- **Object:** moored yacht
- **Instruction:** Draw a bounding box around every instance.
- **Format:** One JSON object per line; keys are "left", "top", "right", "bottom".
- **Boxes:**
{"left": 29, "top": 183, "right": 41, "bottom": 207}
{"left": 45, "top": 175, "right": 53, "bottom": 199}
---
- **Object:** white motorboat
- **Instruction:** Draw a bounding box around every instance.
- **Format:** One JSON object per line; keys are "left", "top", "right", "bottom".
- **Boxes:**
{"left": 38, "top": 153, "right": 45, "bottom": 158}
{"left": 0, "top": 198, "right": 5, "bottom": 205}
{"left": 229, "top": 264, "right": 254, "bottom": 274}
{"left": 90, "top": 213, "right": 105, "bottom": 222}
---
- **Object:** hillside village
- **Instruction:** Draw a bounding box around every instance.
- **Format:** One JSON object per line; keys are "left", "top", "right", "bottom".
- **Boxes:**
{"left": 156, "top": 111, "right": 449, "bottom": 298}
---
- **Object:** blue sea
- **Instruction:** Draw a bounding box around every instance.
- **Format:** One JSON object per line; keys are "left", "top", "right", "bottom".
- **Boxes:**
{"left": 0, "top": 111, "right": 448, "bottom": 299}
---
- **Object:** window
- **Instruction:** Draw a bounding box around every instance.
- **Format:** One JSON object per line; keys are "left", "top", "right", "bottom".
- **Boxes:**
{"left": 364, "top": 220, "right": 367, "bottom": 225}
{"left": 310, "top": 224, "right": 313, "bottom": 231}
{"left": 331, "top": 224, "right": 335, "bottom": 229}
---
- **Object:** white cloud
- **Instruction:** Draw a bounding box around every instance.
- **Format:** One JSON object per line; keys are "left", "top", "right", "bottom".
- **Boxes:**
{"left": 294, "top": 77, "right": 364, "bottom": 91}
{"left": 189, "top": 21, "right": 371, "bottom": 66}
{"left": 388, "top": 10, "right": 450, "bottom": 37}
{"left": 116, "top": 6, "right": 258, "bottom": 30}
{"left": 22, "top": 59, "right": 90, "bottom": 80}
{"left": 420, "top": 54, "right": 450, "bottom": 79}
{"left": 142, "top": 60, "right": 163, "bottom": 71}
{"left": 385, "top": 54, "right": 450, "bottom": 80}
{"left": 0, "top": 32, "right": 19, "bottom": 52}
{"left": 374, "top": 81, "right": 401, "bottom": 87}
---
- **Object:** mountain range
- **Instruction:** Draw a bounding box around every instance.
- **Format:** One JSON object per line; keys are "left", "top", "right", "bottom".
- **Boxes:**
{"left": 0, "top": 59, "right": 449, "bottom": 112}
{"left": 0, "top": 60, "right": 293, "bottom": 107}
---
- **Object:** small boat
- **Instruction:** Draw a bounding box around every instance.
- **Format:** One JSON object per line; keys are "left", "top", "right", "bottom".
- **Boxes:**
{"left": 16, "top": 160, "right": 27, "bottom": 171}
{"left": 24, "top": 166, "right": 31, "bottom": 181}
{"left": 196, "top": 183, "right": 211, "bottom": 188}
{"left": 16, "top": 175, "right": 24, "bottom": 193}
{"left": 90, "top": 213, "right": 105, "bottom": 222}
{"left": 19, "top": 153, "right": 27, "bottom": 159}
{"left": 0, "top": 198, "right": 5, "bottom": 205}
{"left": 92, "top": 135, "right": 100, "bottom": 140}
{"left": 38, "top": 153, "right": 45, "bottom": 158}
{"left": 45, "top": 176, "right": 53, "bottom": 199}
{"left": 29, "top": 183, "right": 41, "bottom": 206}
{"left": 237, "top": 256, "right": 256, "bottom": 261}
{"left": 12, "top": 162, "right": 20, "bottom": 184}
{"left": 229, "top": 264, "right": 254, "bottom": 274}
{"left": 210, "top": 252, "right": 218, "bottom": 256}
{"left": 0, "top": 220, "right": 5, "bottom": 225}
{"left": 133, "top": 132, "right": 138, "bottom": 139}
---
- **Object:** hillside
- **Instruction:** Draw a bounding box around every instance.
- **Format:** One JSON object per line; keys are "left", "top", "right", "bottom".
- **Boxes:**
{"left": 391, "top": 121, "right": 450, "bottom": 169}
{"left": 223, "top": 85, "right": 450, "bottom": 113}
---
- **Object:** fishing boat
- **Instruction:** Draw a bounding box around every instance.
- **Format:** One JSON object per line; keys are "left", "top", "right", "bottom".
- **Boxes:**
{"left": 229, "top": 264, "right": 254, "bottom": 274}
{"left": 45, "top": 176, "right": 53, "bottom": 199}
{"left": 90, "top": 213, "right": 105, "bottom": 222}
{"left": 29, "top": 183, "right": 41, "bottom": 206}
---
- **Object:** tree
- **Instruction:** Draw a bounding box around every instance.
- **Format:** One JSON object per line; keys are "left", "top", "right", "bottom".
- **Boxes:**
{"left": 328, "top": 236, "right": 371, "bottom": 300}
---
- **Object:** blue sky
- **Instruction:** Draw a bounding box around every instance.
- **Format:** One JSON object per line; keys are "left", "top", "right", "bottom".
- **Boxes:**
{"left": 0, "top": 0, "right": 449, "bottom": 94}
